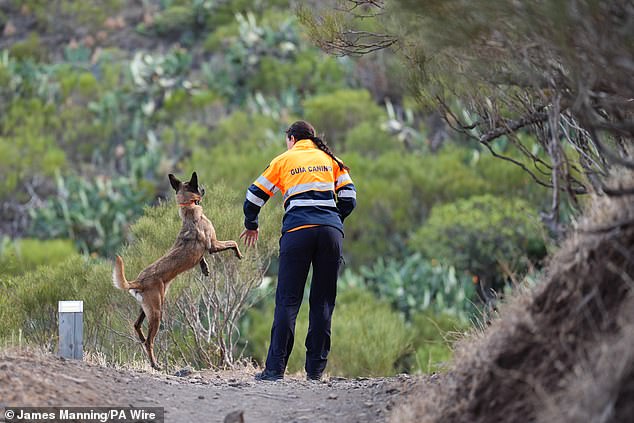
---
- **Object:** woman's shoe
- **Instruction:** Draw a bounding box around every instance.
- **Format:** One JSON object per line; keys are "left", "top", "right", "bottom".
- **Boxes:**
{"left": 306, "top": 373, "right": 322, "bottom": 381}
{"left": 254, "top": 369, "right": 283, "bottom": 381}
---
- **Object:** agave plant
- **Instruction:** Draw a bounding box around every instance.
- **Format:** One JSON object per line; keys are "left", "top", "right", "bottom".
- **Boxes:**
{"left": 203, "top": 12, "right": 300, "bottom": 104}
{"left": 381, "top": 99, "right": 425, "bottom": 150}
{"left": 130, "top": 49, "right": 194, "bottom": 116}
{"left": 28, "top": 139, "right": 161, "bottom": 257}
{"left": 355, "top": 253, "right": 477, "bottom": 321}
{"left": 245, "top": 89, "right": 302, "bottom": 121}
{"left": 0, "top": 50, "right": 60, "bottom": 102}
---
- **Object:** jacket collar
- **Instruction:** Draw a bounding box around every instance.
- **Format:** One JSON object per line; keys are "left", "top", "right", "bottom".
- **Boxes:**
{"left": 292, "top": 139, "right": 316, "bottom": 150}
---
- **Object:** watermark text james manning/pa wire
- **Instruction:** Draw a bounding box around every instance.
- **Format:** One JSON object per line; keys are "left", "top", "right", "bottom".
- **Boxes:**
{"left": 2, "top": 407, "right": 164, "bottom": 423}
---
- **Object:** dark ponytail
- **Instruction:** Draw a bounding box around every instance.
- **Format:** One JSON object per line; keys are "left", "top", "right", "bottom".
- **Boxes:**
{"left": 285, "top": 120, "right": 350, "bottom": 171}
{"left": 311, "top": 135, "right": 350, "bottom": 172}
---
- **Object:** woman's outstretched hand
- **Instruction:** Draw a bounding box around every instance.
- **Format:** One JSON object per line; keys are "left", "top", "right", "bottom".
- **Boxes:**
{"left": 240, "top": 228, "right": 259, "bottom": 248}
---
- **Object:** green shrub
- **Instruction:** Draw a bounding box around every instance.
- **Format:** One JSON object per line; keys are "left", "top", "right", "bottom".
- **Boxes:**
{"left": 0, "top": 252, "right": 139, "bottom": 354}
{"left": 184, "top": 111, "right": 286, "bottom": 190}
{"left": 55, "top": 104, "right": 111, "bottom": 162}
{"left": 59, "top": 0, "right": 123, "bottom": 27}
{"left": 245, "top": 288, "right": 413, "bottom": 377}
{"left": 345, "top": 121, "right": 398, "bottom": 158}
{"left": 303, "top": 89, "right": 384, "bottom": 148}
{"left": 159, "top": 119, "right": 211, "bottom": 159}
{"left": 410, "top": 194, "right": 547, "bottom": 283}
{"left": 0, "top": 254, "right": 89, "bottom": 343}
{"left": 337, "top": 144, "right": 553, "bottom": 267}
{"left": 474, "top": 148, "right": 551, "bottom": 208}
{"left": 408, "top": 147, "right": 491, "bottom": 205}
{"left": 9, "top": 33, "right": 48, "bottom": 61}
{"left": 204, "top": 21, "right": 240, "bottom": 52}
{"left": 149, "top": 6, "right": 194, "bottom": 36}
{"left": 337, "top": 151, "right": 443, "bottom": 266}
{"left": 0, "top": 239, "right": 79, "bottom": 277}
{"left": 59, "top": 70, "right": 100, "bottom": 99}
{"left": 321, "top": 146, "right": 546, "bottom": 268}
{"left": 248, "top": 51, "right": 348, "bottom": 97}
{"left": 249, "top": 56, "right": 305, "bottom": 96}
{"left": 0, "top": 99, "right": 66, "bottom": 199}
{"left": 14, "top": 0, "right": 122, "bottom": 33}
{"left": 410, "top": 311, "right": 469, "bottom": 373}
{"left": 158, "top": 88, "right": 222, "bottom": 122}
{"left": 204, "top": 0, "right": 291, "bottom": 29}
{"left": 328, "top": 289, "right": 413, "bottom": 376}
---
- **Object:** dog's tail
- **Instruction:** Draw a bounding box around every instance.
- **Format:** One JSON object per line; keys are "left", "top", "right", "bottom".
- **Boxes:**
{"left": 112, "top": 255, "right": 142, "bottom": 291}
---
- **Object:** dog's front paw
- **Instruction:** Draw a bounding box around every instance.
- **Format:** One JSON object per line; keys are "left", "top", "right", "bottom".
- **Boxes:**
{"left": 199, "top": 258, "right": 210, "bottom": 277}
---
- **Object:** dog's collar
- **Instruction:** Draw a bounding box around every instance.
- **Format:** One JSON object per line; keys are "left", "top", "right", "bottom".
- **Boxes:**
{"left": 179, "top": 200, "right": 199, "bottom": 207}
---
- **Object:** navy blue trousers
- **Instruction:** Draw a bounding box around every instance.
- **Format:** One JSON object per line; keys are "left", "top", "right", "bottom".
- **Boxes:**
{"left": 264, "top": 226, "right": 343, "bottom": 376}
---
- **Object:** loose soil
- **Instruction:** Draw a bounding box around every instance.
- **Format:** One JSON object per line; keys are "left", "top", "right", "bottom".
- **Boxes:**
{"left": 0, "top": 349, "right": 421, "bottom": 423}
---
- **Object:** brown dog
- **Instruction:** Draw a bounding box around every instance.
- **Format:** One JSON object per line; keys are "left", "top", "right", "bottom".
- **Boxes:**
{"left": 112, "top": 172, "right": 242, "bottom": 370}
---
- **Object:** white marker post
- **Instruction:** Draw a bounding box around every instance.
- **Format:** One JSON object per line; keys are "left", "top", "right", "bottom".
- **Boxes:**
{"left": 58, "top": 300, "right": 83, "bottom": 360}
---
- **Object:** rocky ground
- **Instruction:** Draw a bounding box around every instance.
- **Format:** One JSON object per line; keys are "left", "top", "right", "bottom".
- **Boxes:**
{"left": 0, "top": 349, "right": 422, "bottom": 423}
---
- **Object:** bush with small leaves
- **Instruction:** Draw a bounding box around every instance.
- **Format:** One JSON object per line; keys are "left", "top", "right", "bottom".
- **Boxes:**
{"left": 303, "top": 89, "right": 384, "bottom": 148}
{"left": 409, "top": 310, "right": 470, "bottom": 374}
{"left": 0, "top": 98, "right": 66, "bottom": 200}
{"left": 410, "top": 194, "right": 548, "bottom": 286}
{"left": 0, "top": 238, "right": 79, "bottom": 277}
{"left": 9, "top": 33, "right": 47, "bottom": 61}
{"left": 147, "top": 6, "right": 194, "bottom": 37}
{"left": 345, "top": 120, "right": 399, "bottom": 158}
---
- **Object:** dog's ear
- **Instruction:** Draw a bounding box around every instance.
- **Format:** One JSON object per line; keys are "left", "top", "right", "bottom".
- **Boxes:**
{"left": 168, "top": 174, "right": 181, "bottom": 191}
{"left": 189, "top": 171, "right": 198, "bottom": 189}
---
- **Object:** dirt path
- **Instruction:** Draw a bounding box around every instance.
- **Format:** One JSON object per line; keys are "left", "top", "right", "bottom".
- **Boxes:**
{"left": 0, "top": 350, "right": 419, "bottom": 422}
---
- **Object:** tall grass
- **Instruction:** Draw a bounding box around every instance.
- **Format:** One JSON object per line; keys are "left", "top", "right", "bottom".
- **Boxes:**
{"left": 0, "top": 238, "right": 79, "bottom": 277}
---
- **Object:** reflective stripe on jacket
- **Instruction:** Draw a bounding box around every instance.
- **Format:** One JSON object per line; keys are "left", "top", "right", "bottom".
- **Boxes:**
{"left": 243, "top": 139, "right": 356, "bottom": 234}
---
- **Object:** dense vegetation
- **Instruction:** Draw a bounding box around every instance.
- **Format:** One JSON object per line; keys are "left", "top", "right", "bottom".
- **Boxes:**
{"left": 301, "top": 1, "right": 632, "bottom": 219}
{"left": 0, "top": 0, "right": 556, "bottom": 375}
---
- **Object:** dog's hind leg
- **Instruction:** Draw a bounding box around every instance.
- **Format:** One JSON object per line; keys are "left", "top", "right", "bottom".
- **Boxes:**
{"left": 144, "top": 310, "right": 161, "bottom": 370}
{"left": 140, "top": 291, "right": 163, "bottom": 370}
{"left": 199, "top": 257, "right": 210, "bottom": 277}
{"left": 134, "top": 308, "right": 146, "bottom": 343}
{"left": 210, "top": 240, "right": 243, "bottom": 259}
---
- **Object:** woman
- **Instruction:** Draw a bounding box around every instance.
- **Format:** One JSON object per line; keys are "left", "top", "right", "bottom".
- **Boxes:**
{"left": 240, "top": 120, "right": 356, "bottom": 381}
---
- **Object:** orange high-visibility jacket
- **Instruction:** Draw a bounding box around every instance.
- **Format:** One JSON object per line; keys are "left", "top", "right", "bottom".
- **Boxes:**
{"left": 243, "top": 139, "right": 356, "bottom": 234}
